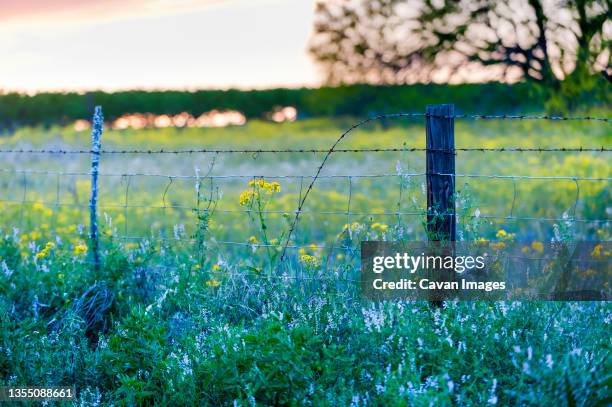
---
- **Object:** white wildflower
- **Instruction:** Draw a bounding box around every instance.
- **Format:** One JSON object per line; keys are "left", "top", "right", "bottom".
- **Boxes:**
{"left": 444, "top": 373, "right": 454, "bottom": 393}
{"left": 527, "top": 346, "right": 532, "bottom": 360}
{"left": 1, "top": 261, "right": 12, "bottom": 278}
{"left": 173, "top": 224, "right": 185, "bottom": 240}
{"left": 545, "top": 354, "right": 554, "bottom": 368}
{"left": 522, "top": 361, "right": 531, "bottom": 374}
{"left": 570, "top": 348, "right": 582, "bottom": 357}
{"left": 487, "top": 379, "right": 498, "bottom": 405}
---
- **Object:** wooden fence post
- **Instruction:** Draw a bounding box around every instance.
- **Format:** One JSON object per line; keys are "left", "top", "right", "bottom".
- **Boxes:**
{"left": 426, "top": 104, "right": 455, "bottom": 305}
{"left": 426, "top": 104, "right": 456, "bottom": 241}
{"left": 89, "top": 106, "right": 103, "bottom": 271}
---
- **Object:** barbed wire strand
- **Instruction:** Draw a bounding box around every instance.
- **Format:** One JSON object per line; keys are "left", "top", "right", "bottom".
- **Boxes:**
{"left": 448, "top": 113, "right": 611, "bottom": 121}
{"left": 0, "top": 146, "right": 609, "bottom": 154}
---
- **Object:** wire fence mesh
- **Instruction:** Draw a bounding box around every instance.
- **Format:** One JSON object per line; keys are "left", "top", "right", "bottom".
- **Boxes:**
{"left": 1, "top": 110, "right": 610, "bottom": 274}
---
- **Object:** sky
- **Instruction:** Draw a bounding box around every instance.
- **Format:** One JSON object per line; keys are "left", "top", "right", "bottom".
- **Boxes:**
{"left": 0, "top": 0, "right": 319, "bottom": 93}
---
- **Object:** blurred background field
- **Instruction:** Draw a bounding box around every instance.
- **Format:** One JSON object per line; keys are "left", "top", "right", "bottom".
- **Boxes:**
{"left": 1, "top": 113, "right": 610, "bottom": 265}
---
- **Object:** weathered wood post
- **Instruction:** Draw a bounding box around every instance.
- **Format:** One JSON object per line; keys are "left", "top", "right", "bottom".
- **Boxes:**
{"left": 425, "top": 104, "right": 455, "bottom": 304}
{"left": 89, "top": 106, "right": 103, "bottom": 271}
{"left": 426, "top": 104, "right": 456, "bottom": 241}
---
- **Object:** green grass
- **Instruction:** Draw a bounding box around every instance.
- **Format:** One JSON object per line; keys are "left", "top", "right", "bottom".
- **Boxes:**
{"left": 0, "top": 116, "right": 610, "bottom": 404}
{"left": 0, "top": 238, "right": 610, "bottom": 405}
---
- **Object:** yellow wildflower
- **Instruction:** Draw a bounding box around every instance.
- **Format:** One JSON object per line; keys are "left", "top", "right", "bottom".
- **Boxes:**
{"left": 249, "top": 179, "right": 266, "bottom": 188}
{"left": 372, "top": 223, "right": 388, "bottom": 232}
{"left": 247, "top": 179, "right": 280, "bottom": 193}
{"left": 591, "top": 244, "right": 603, "bottom": 258}
{"left": 74, "top": 244, "right": 88, "bottom": 256}
{"left": 496, "top": 229, "right": 507, "bottom": 239}
{"left": 299, "top": 254, "right": 319, "bottom": 267}
{"left": 531, "top": 241, "right": 544, "bottom": 253}
{"left": 248, "top": 236, "right": 258, "bottom": 245}
{"left": 212, "top": 264, "right": 221, "bottom": 272}
{"left": 206, "top": 279, "right": 221, "bottom": 287}
{"left": 476, "top": 237, "right": 488, "bottom": 246}
{"left": 521, "top": 246, "right": 531, "bottom": 254}
{"left": 35, "top": 241, "right": 55, "bottom": 260}
{"left": 239, "top": 190, "right": 257, "bottom": 206}
{"left": 491, "top": 242, "right": 506, "bottom": 250}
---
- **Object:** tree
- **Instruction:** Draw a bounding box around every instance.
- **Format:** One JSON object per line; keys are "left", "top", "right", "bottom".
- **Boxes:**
{"left": 308, "top": 0, "right": 611, "bottom": 91}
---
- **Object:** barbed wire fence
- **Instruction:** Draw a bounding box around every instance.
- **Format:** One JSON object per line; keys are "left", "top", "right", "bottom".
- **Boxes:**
{"left": 0, "top": 105, "right": 610, "bottom": 280}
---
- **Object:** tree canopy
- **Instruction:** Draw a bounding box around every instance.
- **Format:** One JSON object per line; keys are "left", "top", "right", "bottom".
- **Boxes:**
{"left": 308, "top": 0, "right": 611, "bottom": 90}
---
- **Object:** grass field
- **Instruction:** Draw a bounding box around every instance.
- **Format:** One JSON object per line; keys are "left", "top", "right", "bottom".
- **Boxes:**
{"left": 1, "top": 116, "right": 610, "bottom": 245}
{"left": 0, "top": 115, "right": 610, "bottom": 405}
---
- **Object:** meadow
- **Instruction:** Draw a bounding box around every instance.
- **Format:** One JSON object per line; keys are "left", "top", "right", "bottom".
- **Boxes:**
{"left": 0, "top": 114, "right": 610, "bottom": 405}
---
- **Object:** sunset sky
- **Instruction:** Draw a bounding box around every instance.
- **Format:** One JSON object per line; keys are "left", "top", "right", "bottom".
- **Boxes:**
{"left": 0, "top": 0, "right": 318, "bottom": 93}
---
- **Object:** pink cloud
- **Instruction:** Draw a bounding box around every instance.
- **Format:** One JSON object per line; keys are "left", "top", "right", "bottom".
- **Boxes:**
{"left": 0, "top": 0, "right": 227, "bottom": 24}
{"left": 0, "top": 0, "right": 134, "bottom": 21}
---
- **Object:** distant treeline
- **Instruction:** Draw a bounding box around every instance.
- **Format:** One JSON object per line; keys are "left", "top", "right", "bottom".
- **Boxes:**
{"left": 0, "top": 82, "right": 608, "bottom": 129}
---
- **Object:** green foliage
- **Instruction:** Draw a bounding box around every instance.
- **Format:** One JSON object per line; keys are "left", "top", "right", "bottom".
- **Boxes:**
{"left": 99, "top": 307, "right": 170, "bottom": 405}
{"left": 0, "top": 239, "right": 610, "bottom": 405}
{"left": 1, "top": 82, "right": 598, "bottom": 130}
{"left": 546, "top": 75, "right": 612, "bottom": 114}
